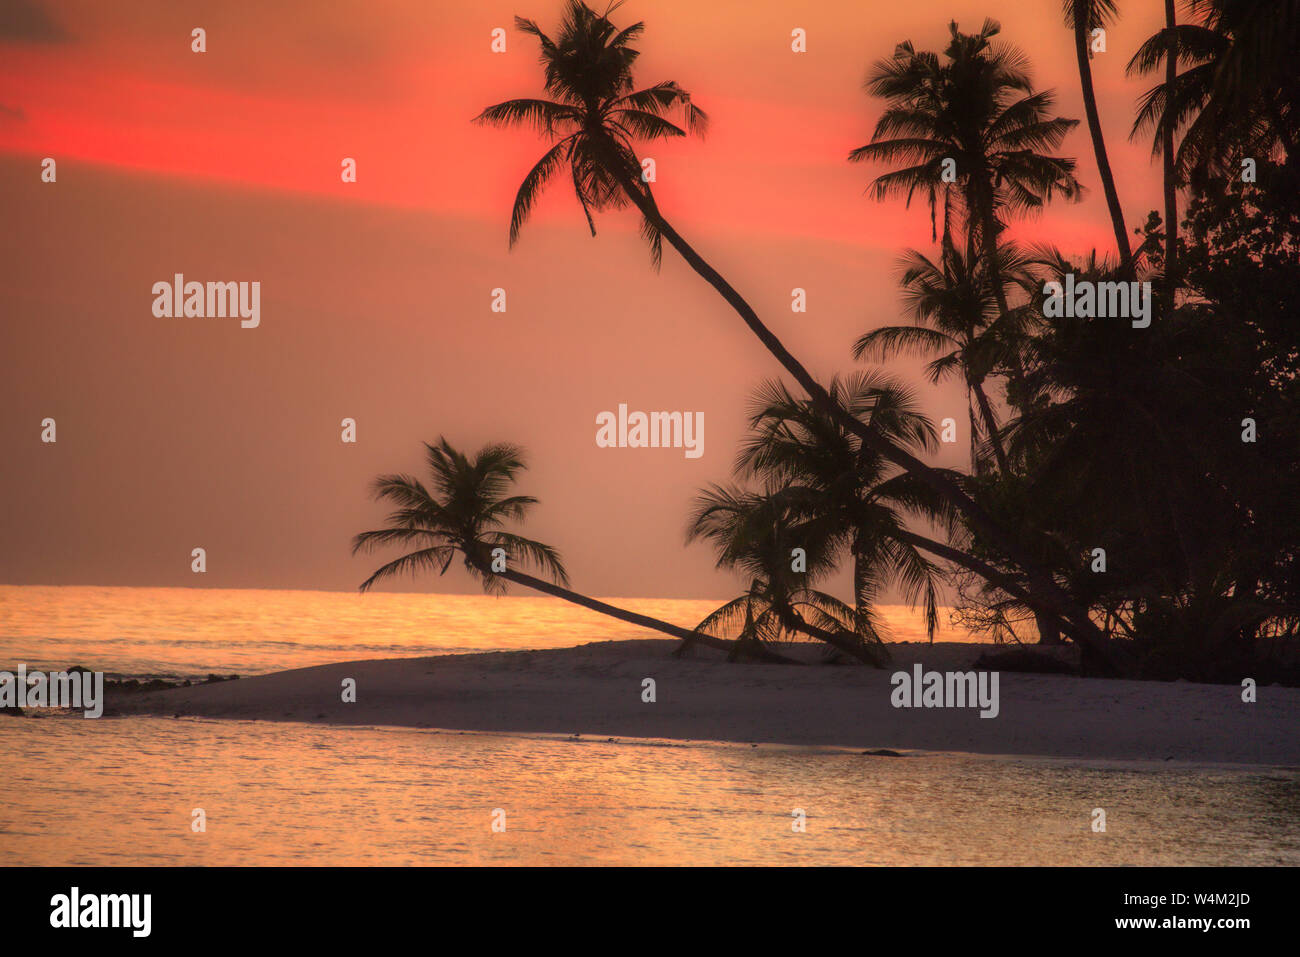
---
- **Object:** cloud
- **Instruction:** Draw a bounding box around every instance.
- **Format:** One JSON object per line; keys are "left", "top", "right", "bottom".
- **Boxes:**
{"left": 0, "top": 0, "right": 69, "bottom": 43}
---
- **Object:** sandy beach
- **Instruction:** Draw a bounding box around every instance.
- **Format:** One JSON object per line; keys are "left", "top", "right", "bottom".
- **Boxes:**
{"left": 107, "top": 639, "right": 1300, "bottom": 765}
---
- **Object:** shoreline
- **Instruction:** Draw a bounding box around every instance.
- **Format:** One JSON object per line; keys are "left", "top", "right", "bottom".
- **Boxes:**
{"left": 104, "top": 638, "right": 1300, "bottom": 765}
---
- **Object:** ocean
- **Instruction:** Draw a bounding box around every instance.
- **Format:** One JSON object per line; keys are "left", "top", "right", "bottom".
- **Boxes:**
{"left": 2, "top": 585, "right": 1297, "bottom": 866}
{"left": 0, "top": 584, "right": 960, "bottom": 680}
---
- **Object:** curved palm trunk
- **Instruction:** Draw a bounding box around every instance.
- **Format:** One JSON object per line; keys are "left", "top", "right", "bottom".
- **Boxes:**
{"left": 773, "top": 596, "right": 889, "bottom": 667}
{"left": 625, "top": 184, "right": 1007, "bottom": 557}
{"left": 495, "top": 568, "right": 798, "bottom": 664}
{"left": 612, "top": 172, "right": 1118, "bottom": 672}
{"left": 889, "top": 528, "right": 1111, "bottom": 671}
{"left": 890, "top": 528, "right": 1034, "bottom": 606}
{"left": 1073, "top": 18, "right": 1134, "bottom": 276}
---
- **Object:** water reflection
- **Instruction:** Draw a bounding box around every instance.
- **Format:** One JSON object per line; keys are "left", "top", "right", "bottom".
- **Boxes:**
{"left": 4, "top": 715, "right": 1296, "bottom": 866}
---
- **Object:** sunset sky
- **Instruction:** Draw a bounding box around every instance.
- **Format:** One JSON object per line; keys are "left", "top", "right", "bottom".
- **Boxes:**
{"left": 1, "top": 0, "right": 1168, "bottom": 599}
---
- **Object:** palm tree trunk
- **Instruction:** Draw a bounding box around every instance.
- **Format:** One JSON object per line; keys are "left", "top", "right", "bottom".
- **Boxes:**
{"left": 889, "top": 528, "right": 1114, "bottom": 672}
{"left": 1162, "top": 0, "right": 1178, "bottom": 281}
{"left": 1073, "top": 18, "right": 1134, "bottom": 276}
{"left": 1035, "top": 610, "right": 1063, "bottom": 645}
{"left": 971, "top": 199, "right": 1030, "bottom": 433}
{"left": 973, "top": 183, "right": 1011, "bottom": 318}
{"left": 890, "top": 529, "right": 1035, "bottom": 607}
{"left": 967, "top": 388, "right": 979, "bottom": 472}
{"left": 853, "top": 548, "right": 868, "bottom": 635}
{"left": 624, "top": 184, "right": 1008, "bottom": 559}
{"left": 613, "top": 172, "right": 1118, "bottom": 671}
{"left": 773, "top": 597, "right": 888, "bottom": 667}
{"left": 971, "top": 380, "right": 1010, "bottom": 473}
{"left": 845, "top": 548, "right": 891, "bottom": 667}
{"left": 495, "top": 568, "right": 798, "bottom": 664}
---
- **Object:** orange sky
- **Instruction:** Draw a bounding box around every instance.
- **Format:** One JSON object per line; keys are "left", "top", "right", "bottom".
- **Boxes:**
{"left": 1, "top": 0, "right": 1171, "bottom": 599}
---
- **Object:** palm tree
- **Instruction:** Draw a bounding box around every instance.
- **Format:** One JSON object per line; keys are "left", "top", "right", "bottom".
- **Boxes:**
{"left": 1186, "top": 0, "right": 1299, "bottom": 172}
{"left": 1129, "top": 0, "right": 1298, "bottom": 209}
{"left": 851, "top": 19, "right": 1082, "bottom": 315}
{"left": 731, "top": 374, "right": 952, "bottom": 650}
{"left": 694, "top": 582, "right": 859, "bottom": 663}
{"left": 1120, "top": 2, "right": 1184, "bottom": 289}
{"left": 473, "top": 0, "right": 707, "bottom": 264}
{"left": 687, "top": 483, "right": 888, "bottom": 665}
{"left": 1062, "top": 0, "right": 1134, "bottom": 276}
{"left": 353, "top": 437, "right": 792, "bottom": 662}
{"left": 477, "top": 1, "right": 1116, "bottom": 667}
{"left": 852, "top": 241, "right": 1037, "bottom": 473}
{"left": 1127, "top": 2, "right": 1190, "bottom": 287}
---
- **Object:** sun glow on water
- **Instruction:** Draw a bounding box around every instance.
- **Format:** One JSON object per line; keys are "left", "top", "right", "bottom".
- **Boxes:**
{"left": 0, "top": 584, "right": 976, "bottom": 679}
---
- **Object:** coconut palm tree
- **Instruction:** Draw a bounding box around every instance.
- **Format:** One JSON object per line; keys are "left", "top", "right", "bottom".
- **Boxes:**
{"left": 1062, "top": 0, "right": 1134, "bottom": 276}
{"left": 730, "top": 372, "right": 1076, "bottom": 650}
{"left": 694, "top": 583, "right": 855, "bottom": 663}
{"left": 851, "top": 19, "right": 1082, "bottom": 314}
{"left": 691, "top": 373, "right": 1014, "bottom": 661}
{"left": 731, "top": 374, "right": 952, "bottom": 649}
{"left": 477, "top": 1, "right": 1116, "bottom": 667}
{"left": 472, "top": 0, "right": 707, "bottom": 264}
{"left": 1184, "top": 0, "right": 1299, "bottom": 173}
{"left": 1123, "top": 1, "right": 1184, "bottom": 284}
{"left": 851, "top": 241, "right": 1037, "bottom": 473}
{"left": 687, "top": 483, "right": 890, "bottom": 665}
{"left": 353, "top": 437, "right": 792, "bottom": 662}
{"left": 1128, "top": 0, "right": 1298, "bottom": 199}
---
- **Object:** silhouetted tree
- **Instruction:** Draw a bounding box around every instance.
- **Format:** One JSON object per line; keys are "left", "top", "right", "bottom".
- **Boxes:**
{"left": 353, "top": 438, "right": 793, "bottom": 662}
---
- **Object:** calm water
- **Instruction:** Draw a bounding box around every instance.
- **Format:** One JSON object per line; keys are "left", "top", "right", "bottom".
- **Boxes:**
{"left": 0, "top": 584, "right": 962, "bottom": 679}
{"left": 3, "top": 714, "right": 1297, "bottom": 866}
{"left": 2, "top": 585, "right": 1296, "bottom": 866}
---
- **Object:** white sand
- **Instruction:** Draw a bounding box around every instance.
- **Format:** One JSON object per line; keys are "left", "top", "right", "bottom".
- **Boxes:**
{"left": 108, "top": 639, "right": 1300, "bottom": 765}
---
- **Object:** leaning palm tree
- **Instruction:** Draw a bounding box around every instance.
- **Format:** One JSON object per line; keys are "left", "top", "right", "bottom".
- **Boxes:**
{"left": 1062, "top": 0, "right": 1134, "bottom": 275}
{"left": 851, "top": 19, "right": 1082, "bottom": 314}
{"left": 473, "top": 0, "right": 707, "bottom": 264}
{"left": 729, "top": 374, "right": 1074, "bottom": 653}
{"left": 477, "top": 1, "right": 1116, "bottom": 666}
{"left": 353, "top": 437, "right": 791, "bottom": 662}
